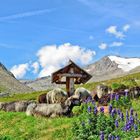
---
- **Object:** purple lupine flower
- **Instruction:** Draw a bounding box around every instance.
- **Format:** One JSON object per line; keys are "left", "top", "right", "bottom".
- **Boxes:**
{"left": 87, "top": 96, "right": 92, "bottom": 102}
{"left": 135, "top": 112, "right": 138, "bottom": 119}
{"left": 120, "top": 112, "right": 124, "bottom": 121}
{"left": 130, "top": 115, "right": 134, "bottom": 124}
{"left": 111, "top": 108, "right": 117, "bottom": 117}
{"left": 116, "top": 136, "right": 120, "bottom": 140}
{"left": 115, "top": 94, "right": 119, "bottom": 101}
{"left": 125, "top": 121, "right": 132, "bottom": 131}
{"left": 94, "top": 106, "right": 98, "bottom": 115}
{"left": 125, "top": 90, "right": 128, "bottom": 97}
{"left": 134, "top": 124, "right": 138, "bottom": 131}
{"left": 111, "top": 135, "right": 115, "bottom": 140}
{"left": 117, "top": 109, "right": 121, "bottom": 115}
{"left": 92, "top": 100, "right": 95, "bottom": 105}
{"left": 126, "top": 110, "right": 129, "bottom": 120}
{"left": 87, "top": 106, "right": 92, "bottom": 113}
{"left": 108, "top": 134, "right": 112, "bottom": 140}
{"left": 100, "top": 106, "right": 104, "bottom": 113}
{"left": 109, "top": 104, "right": 113, "bottom": 114}
{"left": 110, "top": 94, "right": 113, "bottom": 100}
{"left": 100, "top": 131, "right": 104, "bottom": 140}
{"left": 115, "top": 119, "right": 119, "bottom": 128}
{"left": 130, "top": 108, "right": 134, "bottom": 116}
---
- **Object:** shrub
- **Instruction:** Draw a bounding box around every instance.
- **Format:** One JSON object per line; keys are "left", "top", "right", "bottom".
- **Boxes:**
{"left": 110, "top": 93, "right": 132, "bottom": 109}
{"left": 111, "top": 83, "right": 126, "bottom": 91}
{"left": 71, "top": 98, "right": 140, "bottom": 140}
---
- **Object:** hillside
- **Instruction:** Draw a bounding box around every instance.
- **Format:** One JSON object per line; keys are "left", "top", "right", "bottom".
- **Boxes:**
{"left": 85, "top": 55, "right": 140, "bottom": 82}
{"left": 0, "top": 62, "right": 34, "bottom": 94}
{"left": 20, "top": 76, "right": 62, "bottom": 91}
{"left": 21, "top": 55, "right": 140, "bottom": 91}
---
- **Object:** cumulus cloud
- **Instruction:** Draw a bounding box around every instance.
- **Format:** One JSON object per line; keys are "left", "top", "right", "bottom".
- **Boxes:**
{"left": 98, "top": 43, "right": 108, "bottom": 50}
{"left": 37, "top": 43, "right": 96, "bottom": 77}
{"left": 32, "top": 62, "right": 40, "bottom": 74}
{"left": 106, "top": 26, "right": 125, "bottom": 39}
{"left": 123, "top": 24, "right": 130, "bottom": 32}
{"left": 110, "top": 42, "right": 123, "bottom": 47}
{"left": 10, "top": 63, "right": 29, "bottom": 79}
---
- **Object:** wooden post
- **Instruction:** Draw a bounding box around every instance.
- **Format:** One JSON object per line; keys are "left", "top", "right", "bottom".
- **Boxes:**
{"left": 66, "top": 77, "right": 70, "bottom": 97}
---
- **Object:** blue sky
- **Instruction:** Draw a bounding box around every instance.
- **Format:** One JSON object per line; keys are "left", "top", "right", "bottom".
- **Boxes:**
{"left": 0, "top": 0, "right": 140, "bottom": 79}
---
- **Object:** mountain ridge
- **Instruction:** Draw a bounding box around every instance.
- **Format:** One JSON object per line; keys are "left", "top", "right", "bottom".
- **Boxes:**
{"left": 0, "top": 62, "right": 34, "bottom": 94}
{"left": 21, "top": 55, "right": 140, "bottom": 91}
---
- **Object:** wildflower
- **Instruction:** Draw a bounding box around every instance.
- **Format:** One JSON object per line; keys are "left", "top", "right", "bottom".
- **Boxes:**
{"left": 134, "top": 124, "right": 138, "bottom": 131}
{"left": 110, "top": 94, "right": 115, "bottom": 100}
{"left": 108, "top": 104, "right": 113, "bottom": 114}
{"left": 87, "top": 106, "right": 91, "bottom": 113}
{"left": 117, "top": 109, "right": 121, "bottom": 115}
{"left": 94, "top": 106, "right": 98, "bottom": 115}
{"left": 125, "top": 91, "right": 128, "bottom": 97}
{"left": 120, "top": 112, "right": 124, "bottom": 121}
{"left": 135, "top": 112, "right": 138, "bottom": 120}
{"left": 111, "top": 108, "right": 116, "bottom": 117}
{"left": 108, "top": 134, "right": 112, "bottom": 140}
{"left": 130, "top": 115, "right": 134, "bottom": 124}
{"left": 115, "top": 119, "right": 119, "bottom": 128}
{"left": 130, "top": 108, "right": 134, "bottom": 116}
{"left": 116, "top": 136, "right": 120, "bottom": 140}
{"left": 126, "top": 110, "right": 129, "bottom": 120}
{"left": 115, "top": 94, "right": 119, "bottom": 101}
{"left": 100, "top": 131, "right": 104, "bottom": 140}
{"left": 92, "top": 100, "right": 95, "bottom": 105}
{"left": 100, "top": 106, "right": 104, "bottom": 113}
{"left": 87, "top": 96, "right": 92, "bottom": 102}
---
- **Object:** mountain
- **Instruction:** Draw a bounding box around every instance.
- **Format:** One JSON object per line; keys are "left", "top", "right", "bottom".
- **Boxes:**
{"left": 85, "top": 55, "right": 140, "bottom": 82}
{"left": 20, "top": 76, "right": 62, "bottom": 91}
{"left": 21, "top": 55, "right": 140, "bottom": 91}
{"left": 0, "top": 62, "right": 34, "bottom": 94}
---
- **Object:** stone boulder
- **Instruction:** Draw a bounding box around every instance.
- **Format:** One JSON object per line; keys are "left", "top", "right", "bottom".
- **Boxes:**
{"left": 46, "top": 88, "right": 67, "bottom": 104}
{"left": 0, "top": 100, "right": 36, "bottom": 112}
{"left": 26, "top": 102, "right": 69, "bottom": 118}
{"left": 96, "top": 84, "right": 108, "bottom": 98}
{"left": 74, "top": 87, "right": 91, "bottom": 101}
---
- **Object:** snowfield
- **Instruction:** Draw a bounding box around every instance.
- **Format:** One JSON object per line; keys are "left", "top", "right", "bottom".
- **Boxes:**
{"left": 108, "top": 56, "right": 140, "bottom": 72}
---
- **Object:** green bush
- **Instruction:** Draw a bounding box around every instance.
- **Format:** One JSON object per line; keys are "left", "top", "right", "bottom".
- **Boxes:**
{"left": 72, "top": 106, "right": 81, "bottom": 115}
{"left": 111, "top": 83, "right": 126, "bottom": 91}
{"left": 71, "top": 99, "right": 140, "bottom": 140}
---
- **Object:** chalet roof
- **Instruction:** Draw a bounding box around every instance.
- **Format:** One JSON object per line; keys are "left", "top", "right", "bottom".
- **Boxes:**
{"left": 51, "top": 60, "right": 92, "bottom": 84}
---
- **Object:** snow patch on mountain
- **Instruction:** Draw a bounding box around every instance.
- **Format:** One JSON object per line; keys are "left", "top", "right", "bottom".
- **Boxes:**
{"left": 108, "top": 56, "right": 140, "bottom": 72}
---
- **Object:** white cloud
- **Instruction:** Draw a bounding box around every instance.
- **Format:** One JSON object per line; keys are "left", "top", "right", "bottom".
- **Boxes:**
{"left": 32, "top": 62, "right": 40, "bottom": 74}
{"left": 39, "top": 65, "right": 60, "bottom": 78}
{"left": 106, "top": 24, "right": 130, "bottom": 39}
{"left": 106, "top": 25, "right": 125, "bottom": 39}
{"left": 123, "top": 24, "right": 130, "bottom": 32}
{"left": 10, "top": 63, "right": 29, "bottom": 79}
{"left": 110, "top": 42, "right": 123, "bottom": 47}
{"left": 98, "top": 43, "right": 108, "bottom": 50}
{"left": 37, "top": 43, "right": 96, "bottom": 77}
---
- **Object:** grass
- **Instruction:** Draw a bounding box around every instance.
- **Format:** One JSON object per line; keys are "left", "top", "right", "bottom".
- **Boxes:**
{"left": 0, "top": 98, "right": 139, "bottom": 140}
{"left": 80, "top": 72, "right": 140, "bottom": 91}
{"left": 0, "top": 111, "right": 75, "bottom": 140}
{"left": 0, "top": 72, "right": 139, "bottom": 139}
{"left": 0, "top": 90, "right": 49, "bottom": 102}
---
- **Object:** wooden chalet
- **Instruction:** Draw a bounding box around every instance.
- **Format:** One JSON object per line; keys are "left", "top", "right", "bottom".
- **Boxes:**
{"left": 51, "top": 60, "right": 92, "bottom": 97}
